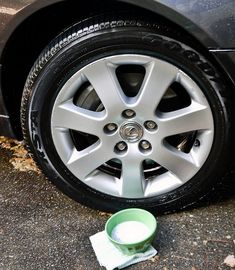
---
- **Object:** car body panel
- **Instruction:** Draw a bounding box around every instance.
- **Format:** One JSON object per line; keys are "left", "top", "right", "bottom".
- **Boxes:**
{"left": 121, "top": 0, "right": 235, "bottom": 49}
{"left": 0, "top": 0, "right": 235, "bottom": 137}
{"left": 211, "top": 50, "right": 235, "bottom": 87}
{"left": 0, "top": 64, "right": 14, "bottom": 137}
{"left": 0, "top": 0, "right": 234, "bottom": 52}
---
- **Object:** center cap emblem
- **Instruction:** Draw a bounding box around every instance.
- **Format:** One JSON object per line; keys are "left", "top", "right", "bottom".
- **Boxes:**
{"left": 120, "top": 122, "right": 143, "bottom": 142}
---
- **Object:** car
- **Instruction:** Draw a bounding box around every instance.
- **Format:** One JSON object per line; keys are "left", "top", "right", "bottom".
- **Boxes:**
{"left": 0, "top": 0, "right": 235, "bottom": 213}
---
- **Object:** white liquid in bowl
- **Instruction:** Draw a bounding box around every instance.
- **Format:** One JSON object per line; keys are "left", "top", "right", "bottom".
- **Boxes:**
{"left": 111, "top": 221, "right": 150, "bottom": 244}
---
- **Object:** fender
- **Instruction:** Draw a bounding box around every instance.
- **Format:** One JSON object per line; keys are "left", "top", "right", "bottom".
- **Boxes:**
{"left": 119, "top": 0, "right": 235, "bottom": 49}
{"left": 0, "top": 0, "right": 64, "bottom": 56}
{"left": 0, "top": 0, "right": 235, "bottom": 58}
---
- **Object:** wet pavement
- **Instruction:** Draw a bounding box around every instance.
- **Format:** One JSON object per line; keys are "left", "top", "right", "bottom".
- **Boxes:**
{"left": 0, "top": 141, "right": 235, "bottom": 270}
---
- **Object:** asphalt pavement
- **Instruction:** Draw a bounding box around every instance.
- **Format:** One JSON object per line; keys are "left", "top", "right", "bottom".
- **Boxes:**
{"left": 0, "top": 139, "right": 234, "bottom": 270}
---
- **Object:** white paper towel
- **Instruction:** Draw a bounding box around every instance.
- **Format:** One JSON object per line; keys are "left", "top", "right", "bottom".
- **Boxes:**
{"left": 89, "top": 231, "right": 157, "bottom": 270}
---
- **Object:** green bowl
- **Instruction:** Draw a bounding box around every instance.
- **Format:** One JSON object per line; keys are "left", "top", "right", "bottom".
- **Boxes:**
{"left": 105, "top": 208, "right": 157, "bottom": 255}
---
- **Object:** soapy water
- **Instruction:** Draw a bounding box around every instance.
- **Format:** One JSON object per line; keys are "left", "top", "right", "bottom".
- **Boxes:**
{"left": 111, "top": 221, "right": 150, "bottom": 244}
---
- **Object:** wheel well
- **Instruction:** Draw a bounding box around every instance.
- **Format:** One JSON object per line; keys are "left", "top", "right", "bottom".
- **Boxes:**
{"left": 0, "top": 0, "right": 222, "bottom": 139}
{"left": 1, "top": 0, "right": 126, "bottom": 138}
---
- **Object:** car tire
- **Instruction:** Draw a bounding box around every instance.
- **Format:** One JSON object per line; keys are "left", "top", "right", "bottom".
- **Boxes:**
{"left": 21, "top": 15, "right": 234, "bottom": 213}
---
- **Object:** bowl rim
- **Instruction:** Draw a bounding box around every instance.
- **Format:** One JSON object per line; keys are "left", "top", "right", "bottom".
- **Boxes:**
{"left": 105, "top": 208, "right": 158, "bottom": 246}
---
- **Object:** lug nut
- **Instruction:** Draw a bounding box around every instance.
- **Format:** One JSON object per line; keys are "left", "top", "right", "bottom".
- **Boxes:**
{"left": 122, "top": 109, "right": 136, "bottom": 118}
{"left": 116, "top": 141, "right": 127, "bottom": 152}
{"left": 145, "top": 121, "right": 157, "bottom": 130}
{"left": 104, "top": 123, "right": 117, "bottom": 133}
{"left": 140, "top": 140, "right": 151, "bottom": 150}
{"left": 106, "top": 123, "right": 117, "bottom": 131}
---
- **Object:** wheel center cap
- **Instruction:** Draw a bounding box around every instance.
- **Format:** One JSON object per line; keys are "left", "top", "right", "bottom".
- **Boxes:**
{"left": 120, "top": 122, "right": 143, "bottom": 142}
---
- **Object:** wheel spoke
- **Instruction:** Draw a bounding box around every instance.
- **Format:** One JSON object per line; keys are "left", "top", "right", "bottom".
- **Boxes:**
{"left": 82, "top": 59, "right": 127, "bottom": 114}
{"left": 66, "top": 141, "right": 114, "bottom": 179}
{"left": 150, "top": 143, "right": 199, "bottom": 182}
{"left": 121, "top": 157, "right": 145, "bottom": 197}
{"left": 158, "top": 101, "right": 213, "bottom": 137}
{"left": 134, "top": 60, "right": 178, "bottom": 116}
{"left": 52, "top": 99, "right": 105, "bottom": 136}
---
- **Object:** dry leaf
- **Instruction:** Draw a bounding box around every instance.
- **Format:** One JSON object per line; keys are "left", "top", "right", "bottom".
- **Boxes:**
{"left": 224, "top": 255, "right": 235, "bottom": 268}
{"left": 10, "top": 157, "right": 39, "bottom": 173}
{"left": 0, "top": 136, "right": 18, "bottom": 149}
{"left": 98, "top": 211, "right": 112, "bottom": 217}
{"left": 148, "top": 255, "right": 160, "bottom": 263}
{"left": 0, "top": 136, "right": 40, "bottom": 174}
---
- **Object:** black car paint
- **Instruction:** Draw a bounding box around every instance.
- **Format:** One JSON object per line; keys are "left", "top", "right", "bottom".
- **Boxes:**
{"left": 0, "top": 0, "right": 234, "bottom": 138}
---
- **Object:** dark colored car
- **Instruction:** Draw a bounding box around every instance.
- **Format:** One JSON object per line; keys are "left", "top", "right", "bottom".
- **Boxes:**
{"left": 0, "top": 0, "right": 235, "bottom": 213}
